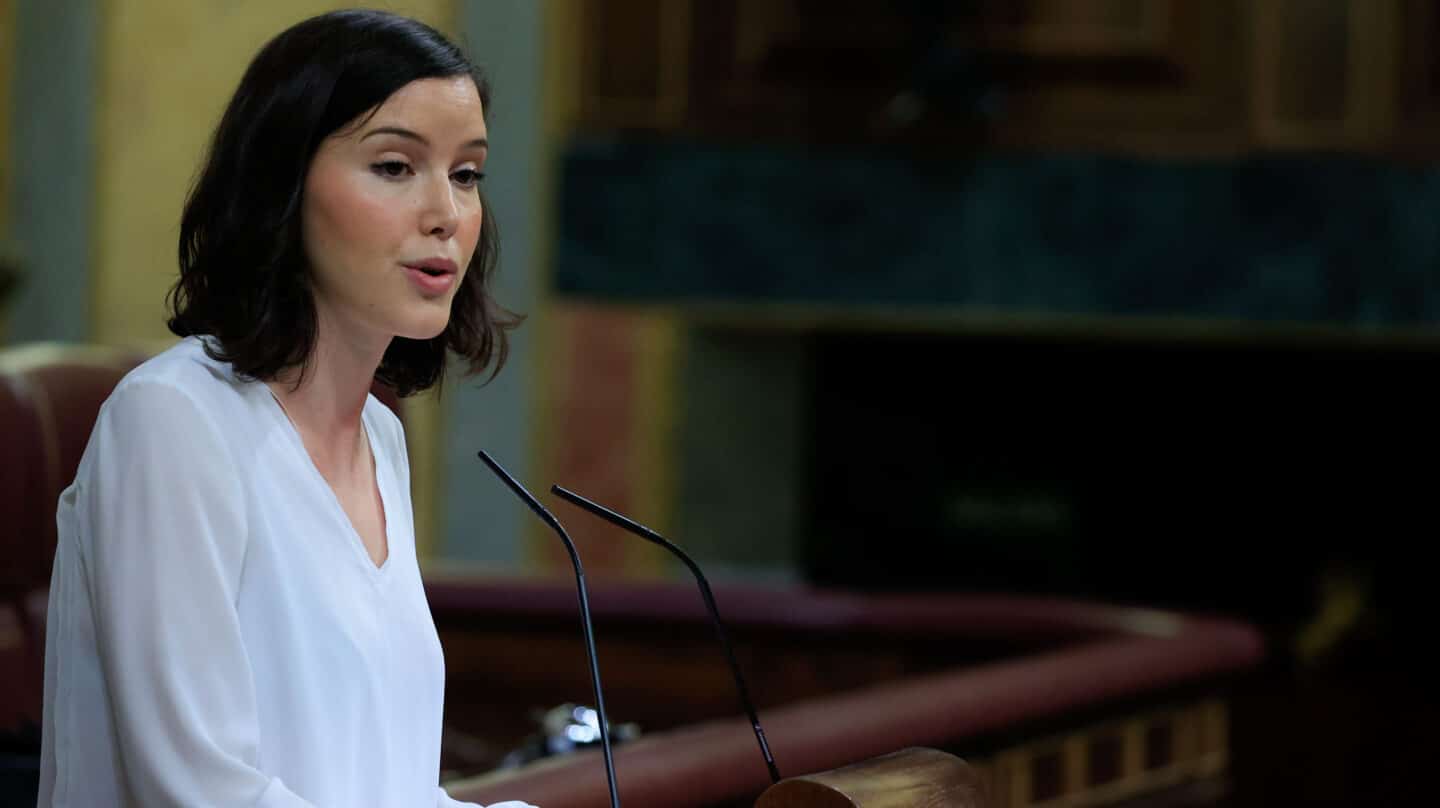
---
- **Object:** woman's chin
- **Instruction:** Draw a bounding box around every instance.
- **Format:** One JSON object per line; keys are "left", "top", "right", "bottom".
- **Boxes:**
{"left": 395, "top": 315, "right": 450, "bottom": 342}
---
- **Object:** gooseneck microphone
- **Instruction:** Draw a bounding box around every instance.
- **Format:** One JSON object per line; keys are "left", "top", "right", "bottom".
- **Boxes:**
{"left": 551, "top": 484, "right": 782, "bottom": 785}
{"left": 475, "top": 451, "right": 621, "bottom": 808}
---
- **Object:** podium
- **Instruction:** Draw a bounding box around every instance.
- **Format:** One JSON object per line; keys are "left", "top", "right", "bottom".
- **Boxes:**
{"left": 754, "top": 748, "right": 985, "bottom": 807}
{"left": 433, "top": 575, "right": 1261, "bottom": 808}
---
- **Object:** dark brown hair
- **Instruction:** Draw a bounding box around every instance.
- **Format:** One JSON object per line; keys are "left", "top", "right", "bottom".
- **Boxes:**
{"left": 167, "top": 9, "right": 519, "bottom": 396}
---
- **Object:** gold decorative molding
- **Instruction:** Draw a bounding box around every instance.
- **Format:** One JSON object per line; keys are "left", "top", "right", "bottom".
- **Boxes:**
{"left": 973, "top": 698, "right": 1232, "bottom": 808}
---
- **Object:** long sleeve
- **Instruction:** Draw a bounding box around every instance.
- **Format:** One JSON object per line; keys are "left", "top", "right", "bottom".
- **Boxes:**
{"left": 80, "top": 380, "right": 314, "bottom": 807}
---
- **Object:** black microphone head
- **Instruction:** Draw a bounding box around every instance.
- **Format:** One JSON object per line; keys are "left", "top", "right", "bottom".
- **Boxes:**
{"left": 478, "top": 451, "right": 569, "bottom": 538}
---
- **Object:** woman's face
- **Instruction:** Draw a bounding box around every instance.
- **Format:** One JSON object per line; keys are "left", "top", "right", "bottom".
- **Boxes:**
{"left": 301, "top": 75, "right": 488, "bottom": 345}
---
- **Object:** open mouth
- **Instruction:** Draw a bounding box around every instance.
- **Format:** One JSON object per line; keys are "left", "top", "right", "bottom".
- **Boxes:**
{"left": 403, "top": 264, "right": 458, "bottom": 294}
{"left": 405, "top": 264, "right": 454, "bottom": 278}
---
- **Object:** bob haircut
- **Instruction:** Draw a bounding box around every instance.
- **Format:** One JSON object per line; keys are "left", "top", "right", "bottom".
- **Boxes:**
{"left": 167, "top": 9, "right": 518, "bottom": 397}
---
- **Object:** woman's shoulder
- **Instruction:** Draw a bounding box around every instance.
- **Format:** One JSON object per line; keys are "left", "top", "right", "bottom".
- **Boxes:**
{"left": 118, "top": 335, "right": 235, "bottom": 391}
{"left": 103, "top": 336, "right": 257, "bottom": 431}
{"left": 73, "top": 338, "right": 259, "bottom": 491}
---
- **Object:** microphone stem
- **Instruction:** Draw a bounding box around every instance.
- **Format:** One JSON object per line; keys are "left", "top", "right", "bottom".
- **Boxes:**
{"left": 685, "top": 557, "right": 782, "bottom": 784}
{"left": 478, "top": 452, "right": 621, "bottom": 808}
{"left": 570, "top": 566, "right": 622, "bottom": 808}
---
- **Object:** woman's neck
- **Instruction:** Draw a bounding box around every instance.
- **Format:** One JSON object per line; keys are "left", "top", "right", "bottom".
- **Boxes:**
{"left": 266, "top": 316, "right": 390, "bottom": 481}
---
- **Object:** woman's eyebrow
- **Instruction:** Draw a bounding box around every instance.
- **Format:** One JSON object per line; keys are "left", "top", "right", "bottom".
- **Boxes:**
{"left": 360, "top": 126, "right": 488, "bottom": 149}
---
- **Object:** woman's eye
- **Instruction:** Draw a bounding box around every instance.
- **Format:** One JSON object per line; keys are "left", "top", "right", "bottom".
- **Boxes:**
{"left": 371, "top": 160, "right": 412, "bottom": 178}
{"left": 452, "top": 169, "right": 485, "bottom": 188}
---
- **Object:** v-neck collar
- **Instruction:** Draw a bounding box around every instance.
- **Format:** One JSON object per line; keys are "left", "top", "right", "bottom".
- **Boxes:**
{"left": 261, "top": 384, "right": 394, "bottom": 577}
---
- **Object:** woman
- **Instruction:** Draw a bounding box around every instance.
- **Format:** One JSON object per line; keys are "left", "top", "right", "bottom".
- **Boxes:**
{"left": 38, "top": 10, "right": 533, "bottom": 807}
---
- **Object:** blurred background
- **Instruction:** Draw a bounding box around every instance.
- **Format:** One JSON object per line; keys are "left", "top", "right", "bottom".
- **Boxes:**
{"left": 4, "top": 0, "right": 1438, "bottom": 805}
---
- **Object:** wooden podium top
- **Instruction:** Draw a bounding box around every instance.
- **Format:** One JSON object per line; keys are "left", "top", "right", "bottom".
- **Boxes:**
{"left": 755, "top": 747, "right": 985, "bottom": 808}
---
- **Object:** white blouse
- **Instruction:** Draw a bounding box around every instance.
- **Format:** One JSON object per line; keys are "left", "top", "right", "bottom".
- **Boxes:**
{"left": 37, "top": 336, "right": 532, "bottom": 808}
